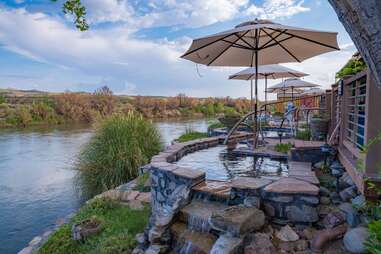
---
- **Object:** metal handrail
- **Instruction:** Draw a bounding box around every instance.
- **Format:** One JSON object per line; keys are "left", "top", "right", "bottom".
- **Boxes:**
{"left": 224, "top": 94, "right": 327, "bottom": 145}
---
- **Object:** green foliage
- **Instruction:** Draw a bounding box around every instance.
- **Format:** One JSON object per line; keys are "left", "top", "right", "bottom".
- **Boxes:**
{"left": 208, "top": 121, "right": 225, "bottom": 130}
{"left": 296, "top": 129, "right": 311, "bottom": 141}
{"left": 274, "top": 143, "right": 292, "bottom": 153}
{"left": 354, "top": 130, "right": 381, "bottom": 253}
{"left": 0, "top": 95, "right": 5, "bottom": 104}
{"left": 133, "top": 172, "right": 150, "bottom": 192}
{"left": 38, "top": 198, "right": 150, "bottom": 254}
{"left": 177, "top": 127, "right": 208, "bottom": 143}
{"left": 52, "top": 0, "right": 89, "bottom": 31}
{"left": 77, "top": 113, "right": 162, "bottom": 197}
{"left": 336, "top": 59, "right": 367, "bottom": 79}
{"left": 366, "top": 220, "right": 381, "bottom": 254}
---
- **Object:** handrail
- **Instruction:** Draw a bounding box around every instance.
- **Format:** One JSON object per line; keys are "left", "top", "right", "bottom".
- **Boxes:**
{"left": 223, "top": 109, "right": 265, "bottom": 145}
{"left": 328, "top": 119, "right": 341, "bottom": 145}
{"left": 224, "top": 93, "right": 327, "bottom": 146}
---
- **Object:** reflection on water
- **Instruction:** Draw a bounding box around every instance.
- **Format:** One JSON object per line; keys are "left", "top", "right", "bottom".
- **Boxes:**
{"left": 0, "top": 118, "right": 210, "bottom": 254}
{"left": 176, "top": 145, "right": 288, "bottom": 181}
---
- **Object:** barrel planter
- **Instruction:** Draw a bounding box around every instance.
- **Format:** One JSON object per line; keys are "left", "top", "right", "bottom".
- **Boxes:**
{"left": 310, "top": 118, "right": 329, "bottom": 141}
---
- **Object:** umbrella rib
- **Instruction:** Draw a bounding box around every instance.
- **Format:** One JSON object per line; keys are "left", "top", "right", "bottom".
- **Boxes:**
{"left": 262, "top": 29, "right": 301, "bottom": 62}
{"left": 238, "top": 36, "right": 255, "bottom": 49}
{"left": 180, "top": 33, "right": 239, "bottom": 58}
{"left": 289, "top": 71, "right": 299, "bottom": 77}
{"left": 259, "top": 29, "right": 288, "bottom": 49}
{"left": 207, "top": 30, "right": 250, "bottom": 66}
{"left": 268, "top": 28, "right": 340, "bottom": 50}
{"left": 261, "top": 35, "right": 293, "bottom": 50}
{"left": 220, "top": 40, "right": 253, "bottom": 50}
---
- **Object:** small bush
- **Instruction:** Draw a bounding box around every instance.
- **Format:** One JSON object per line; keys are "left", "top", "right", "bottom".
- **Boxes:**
{"left": 296, "top": 129, "right": 311, "bottom": 141}
{"left": 274, "top": 143, "right": 292, "bottom": 153}
{"left": 77, "top": 113, "right": 162, "bottom": 196}
{"left": 177, "top": 127, "right": 208, "bottom": 142}
{"left": 208, "top": 121, "right": 225, "bottom": 130}
{"left": 366, "top": 219, "right": 381, "bottom": 254}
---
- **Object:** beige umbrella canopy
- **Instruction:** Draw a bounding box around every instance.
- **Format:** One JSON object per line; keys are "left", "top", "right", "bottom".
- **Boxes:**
{"left": 229, "top": 64, "right": 308, "bottom": 111}
{"left": 229, "top": 64, "right": 308, "bottom": 80}
{"left": 268, "top": 78, "right": 319, "bottom": 99}
{"left": 181, "top": 19, "right": 339, "bottom": 147}
{"left": 181, "top": 19, "right": 339, "bottom": 67}
{"left": 301, "top": 87, "right": 325, "bottom": 95}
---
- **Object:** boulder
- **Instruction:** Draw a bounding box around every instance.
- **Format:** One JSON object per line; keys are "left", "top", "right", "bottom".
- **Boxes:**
{"left": 352, "top": 195, "right": 366, "bottom": 208}
{"left": 276, "top": 225, "right": 299, "bottom": 242}
{"left": 343, "top": 227, "right": 368, "bottom": 253}
{"left": 244, "top": 196, "right": 261, "bottom": 209}
{"left": 339, "top": 203, "right": 360, "bottom": 228}
{"left": 322, "top": 211, "right": 346, "bottom": 229}
{"left": 278, "top": 240, "right": 308, "bottom": 252}
{"left": 319, "top": 186, "right": 331, "bottom": 197}
{"left": 209, "top": 205, "right": 265, "bottom": 236}
{"left": 320, "top": 196, "right": 331, "bottom": 205}
{"left": 244, "top": 233, "right": 276, "bottom": 254}
{"left": 339, "top": 172, "right": 355, "bottom": 189}
{"left": 285, "top": 205, "right": 318, "bottom": 223}
{"left": 210, "top": 234, "right": 243, "bottom": 254}
{"left": 339, "top": 186, "right": 357, "bottom": 202}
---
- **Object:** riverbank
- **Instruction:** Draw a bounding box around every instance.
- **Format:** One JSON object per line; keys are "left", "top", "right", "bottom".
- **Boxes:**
{"left": 0, "top": 88, "right": 250, "bottom": 128}
{"left": 19, "top": 177, "right": 151, "bottom": 254}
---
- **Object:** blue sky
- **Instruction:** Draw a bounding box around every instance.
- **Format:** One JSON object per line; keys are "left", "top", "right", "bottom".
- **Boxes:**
{"left": 0, "top": 0, "right": 356, "bottom": 99}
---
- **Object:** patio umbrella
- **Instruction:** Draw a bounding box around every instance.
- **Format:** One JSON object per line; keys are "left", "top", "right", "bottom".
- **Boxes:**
{"left": 268, "top": 78, "right": 319, "bottom": 99}
{"left": 301, "top": 87, "right": 325, "bottom": 95}
{"left": 228, "top": 64, "right": 308, "bottom": 112}
{"left": 181, "top": 19, "right": 339, "bottom": 147}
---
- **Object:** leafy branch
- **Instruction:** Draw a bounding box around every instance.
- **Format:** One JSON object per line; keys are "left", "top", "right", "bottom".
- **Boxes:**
{"left": 51, "top": 0, "right": 89, "bottom": 31}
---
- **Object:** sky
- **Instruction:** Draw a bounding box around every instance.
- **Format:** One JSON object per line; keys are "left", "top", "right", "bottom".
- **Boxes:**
{"left": 0, "top": 0, "right": 357, "bottom": 99}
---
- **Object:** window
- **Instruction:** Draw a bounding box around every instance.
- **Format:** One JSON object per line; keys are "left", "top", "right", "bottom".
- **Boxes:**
{"left": 345, "top": 77, "right": 367, "bottom": 149}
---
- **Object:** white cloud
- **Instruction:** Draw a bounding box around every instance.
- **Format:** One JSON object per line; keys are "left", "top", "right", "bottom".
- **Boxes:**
{"left": 81, "top": 0, "right": 309, "bottom": 29}
{"left": 0, "top": 6, "right": 355, "bottom": 99}
{"left": 246, "top": 0, "right": 310, "bottom": 20}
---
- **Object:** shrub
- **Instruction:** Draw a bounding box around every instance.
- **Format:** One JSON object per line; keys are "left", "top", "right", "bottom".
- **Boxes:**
{"left": 30, "top": 102, "right": 58, "bottom": 123}
{"left": 208, "top": 121, "right": 225, "bottom": 130}
{"left": 0, "top": 95, "right": 5, "bottom": 104}
{"left": 176, "top": 127, "right": 208, "bottom": 143}
{"left": 6, "top": 105, "right": 33, "bottom": 127}
{"left": 38, "top": 198, "right": 150, "bottom": 254}
{"left": 274, "top": 143, "right": 292, "bottom": 153}
{"left": 77, "top": 113, "right": 162, "bottom": 196}
{"left": 366, "top": 218, "right": 381, "bottom": 254}
{"left": 296, "top": 129, "right": 311, "bottom": 141}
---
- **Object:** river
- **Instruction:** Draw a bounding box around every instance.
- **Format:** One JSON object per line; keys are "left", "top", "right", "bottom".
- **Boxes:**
{"left": 0, "top": 118, "right": 211, "bottom": 254}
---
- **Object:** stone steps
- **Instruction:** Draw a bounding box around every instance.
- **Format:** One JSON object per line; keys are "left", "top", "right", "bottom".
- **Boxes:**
{"left": 179, "top": 200, "right": 228, "bottom": 233}
{"left": 192, "top": 180, "right": 232, "bottom": 203}
{"left": 170, "top": 222, "right": 217, "bottom": 254}
{"left": 288, "top": 161, "right": 319, "bottom": 185}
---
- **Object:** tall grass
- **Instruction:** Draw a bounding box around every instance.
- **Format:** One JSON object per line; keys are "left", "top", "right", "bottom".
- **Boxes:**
{"left": 77, "top": 113, "right": 162, "bottom": 197}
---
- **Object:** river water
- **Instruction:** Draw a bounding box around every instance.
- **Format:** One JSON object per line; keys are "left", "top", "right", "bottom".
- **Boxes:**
{"left": 0, "top": 118, "right": 210, "bottom": 254}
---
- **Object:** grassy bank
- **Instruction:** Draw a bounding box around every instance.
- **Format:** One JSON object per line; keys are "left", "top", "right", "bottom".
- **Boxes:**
{"left": 0, "top": 88, "right": 251, "bottom": 128}
{"left": 38, "top": 198, "right": 150, "bottom": 254}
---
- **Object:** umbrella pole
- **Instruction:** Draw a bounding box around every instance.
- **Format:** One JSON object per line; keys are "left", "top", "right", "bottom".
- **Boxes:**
{"left": 254, "top": 50, "right": 258, "bottom": 149}
{"left": 250, "top": 80, "right": 253, "bottom": 112}
{"left": 292, "top": 86, "right": 294, "bottom": 100}
{"left": 265, "top": 76, "right": 268, "bottom": 114}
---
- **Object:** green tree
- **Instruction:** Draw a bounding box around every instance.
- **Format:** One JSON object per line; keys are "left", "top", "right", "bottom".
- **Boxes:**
{"left": 52, "top": 0, "right": 89, "bottom": 31}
